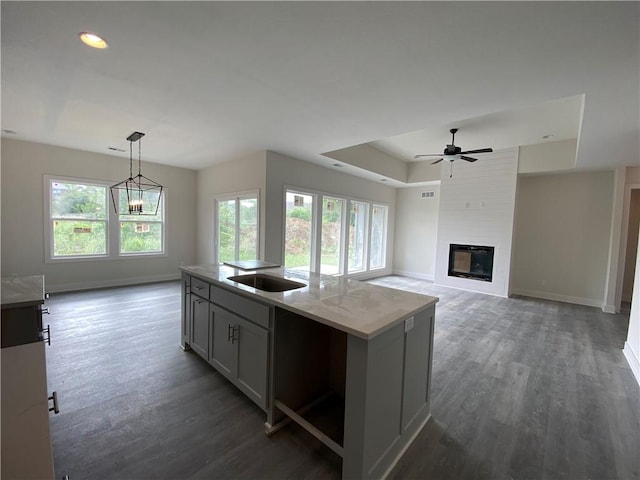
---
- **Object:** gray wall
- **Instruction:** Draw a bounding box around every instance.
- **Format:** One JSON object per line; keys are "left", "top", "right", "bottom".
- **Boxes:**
{"left": 511, "top": 170, "right": 614, "bottom": 307}
{"left": 196, "top": 152, "right": 267, "bottom": 264}
{"left": 1, "top": 139, "right": 197, "bottom": 291}
{"left": 393, "top": 185, "right": 440, "bottom": 280}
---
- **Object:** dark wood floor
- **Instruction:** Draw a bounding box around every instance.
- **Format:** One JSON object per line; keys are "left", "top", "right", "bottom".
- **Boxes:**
{"left": 45, "top": 277, "right": 639, "bottom": 480}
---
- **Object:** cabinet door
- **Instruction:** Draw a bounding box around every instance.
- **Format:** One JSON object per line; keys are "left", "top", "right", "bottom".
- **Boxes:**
{"left": 401, "top": 308, "right": 433, "bottom": 431}
{"left": 190, "top": 296, "right": 209, "bottom": 360}
{"left": 210, "top": 306, "right": 236, "bottom": 381}
{"left": 236, "top": 315, "right": 269, "bottom": 410}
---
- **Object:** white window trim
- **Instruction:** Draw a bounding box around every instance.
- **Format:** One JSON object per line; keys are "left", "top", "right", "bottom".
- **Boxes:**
{"left": 282, "top": 185, "right": 390, "bottom": 277}
{"left": 214, "top": 189, "right": 260, "bottom": 264}
{"left": 44, "top": 174, "right": 167, "bottom": 263}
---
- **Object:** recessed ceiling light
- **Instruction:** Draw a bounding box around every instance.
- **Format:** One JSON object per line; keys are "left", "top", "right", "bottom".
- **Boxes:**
{"left": 542, "top": 134, "right": 555, "bottom": 139}
{"left": 79, "top": 32, "right": 108, "bottom": 49}
{"left": 380, "top": 178, "right": 387, "bottom": 182}
{"left": 1, "top": 129, "right": 17, "bottom": 135}
{"left": 332, "top": 163, "right": 343, "bottom": 168}
{"left": 108, "top": 146, "right": 126, "bottom": 152}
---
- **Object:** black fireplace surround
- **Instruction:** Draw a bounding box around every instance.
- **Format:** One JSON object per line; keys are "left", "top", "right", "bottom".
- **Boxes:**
{"left": 448, "top": 244, "right": 494, "bottom": 282}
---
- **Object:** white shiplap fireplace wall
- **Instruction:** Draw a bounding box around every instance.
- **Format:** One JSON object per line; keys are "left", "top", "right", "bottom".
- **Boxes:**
{"left": 434, "top": 148, "right": 519, "bottom": 296}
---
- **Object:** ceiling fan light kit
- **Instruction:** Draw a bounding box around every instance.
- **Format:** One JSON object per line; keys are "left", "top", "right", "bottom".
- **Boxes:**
{"left": 414, "top": 128, "right": 493, "bottom": 177}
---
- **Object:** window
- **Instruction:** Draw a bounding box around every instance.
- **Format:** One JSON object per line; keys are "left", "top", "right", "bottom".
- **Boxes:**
{"left": 348, "top": 201, "right": 369, "bottom": 273}
{"left": 284, "top": 191, "right": 314, "bottom": 270}
{"left": 119, "top": 190, "right": 164, "bottom": 255}
{"left": 369, "top": 204, "right": 388, "bottom": 270}
{"left": 215, "top": 192, "right": 259, "bottom": 264}
{"left": 284, "top": 188, "right": 388, "bottom": 276}
{"left": 49, "top": 179, "right": 108, "bottom": 258}
{"left": 45, "top": 176, "right": 166, "bottom": 261}
{"left": 320, "top": 197, "right": 344, "bottom": 275}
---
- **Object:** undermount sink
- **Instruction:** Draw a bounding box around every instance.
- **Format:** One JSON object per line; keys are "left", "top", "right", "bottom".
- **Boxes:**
{"left": 227, "top": 273, "right": 306, "bottom": 292}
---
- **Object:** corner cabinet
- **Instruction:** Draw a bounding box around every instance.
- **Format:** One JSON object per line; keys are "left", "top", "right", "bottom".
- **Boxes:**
{"left": 181, "top": 274, "right": 271, "bottom": 411}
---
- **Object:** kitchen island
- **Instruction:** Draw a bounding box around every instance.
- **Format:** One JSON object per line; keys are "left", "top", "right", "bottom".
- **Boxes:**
{"left": 180, "top": 264, "right": 438, "bottom": 479}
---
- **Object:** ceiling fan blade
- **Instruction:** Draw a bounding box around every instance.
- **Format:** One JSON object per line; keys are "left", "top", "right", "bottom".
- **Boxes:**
{"left": 460, "top": 156, "right": 477, "bottom": 162}
{"left": 414, "top": 153, "right": 442, "bottom": 158}
{"left": 459, "top": 148, "right": 493, "bottom": 155}
{"left": 431, "top": 158, "right": 444, "bottom": 164}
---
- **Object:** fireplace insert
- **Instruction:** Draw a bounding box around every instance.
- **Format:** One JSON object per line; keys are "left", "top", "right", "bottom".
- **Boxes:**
{"left": 448, "top": 244, "right": 494, "bottom": 282}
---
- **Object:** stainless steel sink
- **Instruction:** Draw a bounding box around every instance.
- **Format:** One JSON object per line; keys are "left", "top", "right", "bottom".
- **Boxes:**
{"left": 227, "top": 273, "right": 306, "bottom": 292}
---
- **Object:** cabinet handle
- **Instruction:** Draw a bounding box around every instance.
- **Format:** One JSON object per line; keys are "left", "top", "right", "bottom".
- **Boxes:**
{"left": 41, "top": 307, "right": 50, "bottom": 315}
{"left": 232, "top": 325, "right": 239, "bottom": 344}
{"left": 48, "top": 391, "right": 60, "bottom": 414}
{"left": 42, "top": 324, "right": 51, "bottom": 346}
{"left": 195, "top": 285, "right": 204, "bottom": 291}
{"left": 227, "top": 324, "right": 233, "bottom": 342}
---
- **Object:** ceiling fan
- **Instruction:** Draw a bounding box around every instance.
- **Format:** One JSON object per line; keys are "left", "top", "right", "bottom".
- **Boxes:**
{"left": 414, "top": 128, "right": 493, "bottom": 165}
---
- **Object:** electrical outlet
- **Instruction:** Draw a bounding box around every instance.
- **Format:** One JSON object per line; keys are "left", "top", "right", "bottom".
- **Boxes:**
{"left": 405, "top": 316, "right": 415, "bottom": 333}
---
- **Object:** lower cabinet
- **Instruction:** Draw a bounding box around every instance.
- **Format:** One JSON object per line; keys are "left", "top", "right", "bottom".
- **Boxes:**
{"left": 210, "top": 305, "right": 269, "bottom": 410}
{"left": 183, "top": 274, "right": 271, "bottom": 412}
{"left": 190, "top": 295, "right": 210, "bottom": 359}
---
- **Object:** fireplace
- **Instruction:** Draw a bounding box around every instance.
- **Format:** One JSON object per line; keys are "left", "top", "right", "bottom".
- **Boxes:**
{"left": 448, "top": 244, "right": 494, "bottom": 282}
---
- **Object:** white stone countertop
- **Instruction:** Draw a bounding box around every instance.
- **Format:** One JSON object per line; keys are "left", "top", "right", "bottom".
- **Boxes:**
{"left": 180, "top": 264, "right": 438, "bottom": 339}
{"left": 1, "top": 275, "right": 45, "bottom": 308}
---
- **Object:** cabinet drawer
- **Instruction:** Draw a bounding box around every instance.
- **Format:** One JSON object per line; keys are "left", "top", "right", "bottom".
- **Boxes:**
{"left": 212, "top": 286, "right": 270, "bottom": 329}
{"left": 190, "top": 277, "right": 210, "bottom": 300}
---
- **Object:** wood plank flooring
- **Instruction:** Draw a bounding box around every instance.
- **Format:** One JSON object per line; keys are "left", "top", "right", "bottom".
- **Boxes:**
{"left": 44, "top": 278, "right": 639, "bottom": 479}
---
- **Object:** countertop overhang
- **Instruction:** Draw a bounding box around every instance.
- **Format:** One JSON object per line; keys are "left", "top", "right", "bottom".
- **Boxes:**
{"left": 180, "top": 265, "right": 438, "bottom": 339}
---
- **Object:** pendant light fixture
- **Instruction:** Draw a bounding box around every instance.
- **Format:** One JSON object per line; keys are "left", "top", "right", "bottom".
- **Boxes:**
{"left": 110, "top": 131, "right": 163, "bottom": 215}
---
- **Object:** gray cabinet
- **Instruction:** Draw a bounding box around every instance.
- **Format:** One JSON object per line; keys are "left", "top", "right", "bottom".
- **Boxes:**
{"left": 190, "top": 295, "right": 210, "bottom": 360}
{"left": 180, "top": 273, "right": 191, "bottom": 350}
{"left": 182, "top": 274, "right": 271, "bottom": 411}
{"left": 401, "top": 309, "right": 434, "bottom": 431}
{"left": 210, "top": 305, "right": 236, "bottom": 378}
{"left": 210, "top": 305, "right": 269, "bottom": 410}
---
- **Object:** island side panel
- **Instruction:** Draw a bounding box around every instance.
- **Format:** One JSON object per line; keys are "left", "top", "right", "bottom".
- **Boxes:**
{"left": 343, "top": 306, "right": 435, "bottom": 479}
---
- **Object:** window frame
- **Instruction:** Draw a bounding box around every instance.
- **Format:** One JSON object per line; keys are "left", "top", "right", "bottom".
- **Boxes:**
{"left": 214, "top": 190, "right": 260, "bottom": 264}
{"left": 283, "top": 185, "right": 389, "bottom": 277}
{"left": 44, "top": 175, "right": 167, "bottom": 263}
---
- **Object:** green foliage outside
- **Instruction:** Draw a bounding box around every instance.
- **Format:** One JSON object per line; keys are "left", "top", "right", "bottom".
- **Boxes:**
{"left": 218, "top": 199, "right": 258, "bottom": 263}
{"left": 51, "top": 180, "right": 164, "bottom": 256}
{"left": 53, "top": 221, "right": 107, "bottom": 256}
{"left": 120, "top": 222, "right": 162, "bottom": 253}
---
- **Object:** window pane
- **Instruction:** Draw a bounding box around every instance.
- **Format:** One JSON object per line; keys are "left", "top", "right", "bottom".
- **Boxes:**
{"left": 53, "top": 220, "right": 107, "bottom": 256}
{"left": 218, "top": 199, "right": 236, "bottom": 263}
{"left": 285, "top": 192, "right": 313, "bottom": 270}
{"left": 51, "top": 181, "right": 106, "bottom": 219}
{"left": 239, "top": 198, "right": 258, "bottom": 261}
{"left": 118, "top": 189, "right": 163, "bottom": 220}
{"left": 370, "top": 205, "right": 387, "bottom": 269}
{"left": 120, "top": 222, "right": 162, "bottom": 254}
{"left": 348, "top": 201, "right": 369, "bottom": 273}
{"left": 321, "top": 197, "right": 343, "bottom": 275}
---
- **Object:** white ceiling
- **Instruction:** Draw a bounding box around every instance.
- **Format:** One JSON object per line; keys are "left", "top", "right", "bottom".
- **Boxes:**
{"left": 371, "top": 94, "right": 584, "bottom": 162}
{"left": 1, "top": 2, "right": 638, "bottom": 179}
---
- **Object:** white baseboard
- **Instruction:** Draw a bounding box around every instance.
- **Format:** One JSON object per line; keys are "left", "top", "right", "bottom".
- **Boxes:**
{"left": 392, "top": 269, "right": 435, "bottom": 282}
{"left": 510, "top": 288, "right": 602, "bottom": 309}
{"left": 48, "top": 273, "right": 181, "bottom": 293}
{"left": 623, "top": 342, "right": 640, "bottom": 386}
{"left": 602, "top": 304, "right": 618, "bottom": 314}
